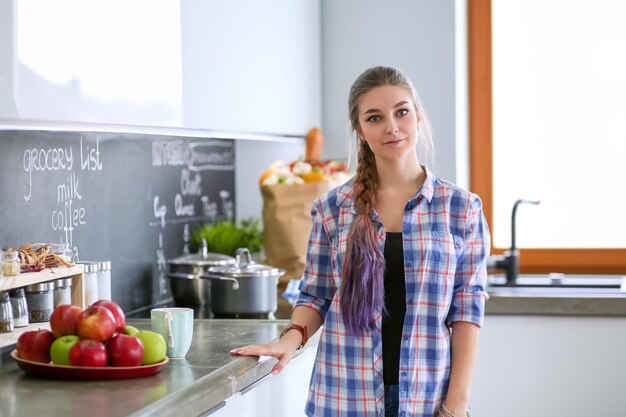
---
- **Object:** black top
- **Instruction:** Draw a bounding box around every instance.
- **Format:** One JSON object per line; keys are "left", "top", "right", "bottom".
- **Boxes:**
{"left": 382, "top": 232, "right": 407, "bottom": 385}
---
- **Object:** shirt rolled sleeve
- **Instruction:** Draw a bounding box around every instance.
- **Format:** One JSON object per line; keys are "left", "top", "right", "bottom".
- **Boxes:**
{"left": 447, "top": 195, "right": 491, "bottom": 327}
{"left": 293, "top": 198, "right": 336, "bottom": 321}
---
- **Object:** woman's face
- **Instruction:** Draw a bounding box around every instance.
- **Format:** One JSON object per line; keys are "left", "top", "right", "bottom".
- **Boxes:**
{"left": 356, "top": 85, "right": 419, "bottom": 162}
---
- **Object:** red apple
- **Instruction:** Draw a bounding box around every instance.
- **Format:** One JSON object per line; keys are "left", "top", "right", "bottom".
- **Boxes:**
{"left": 76, "top": 305, "right": 117, "bottom": 342}
{"left": 50, "top": 304, "right": 83, "bottom": 338}
{"left": 92, "top": 300, "right": 126, "bottom": 333}
{"left": 107, "top": 334, "right": 144, "bottom": 367}
{"left": 16, "top": 330, "right": 55, "bottom": 363}
{"left": 69, "top": 339, "right": 108, "bottom": 367}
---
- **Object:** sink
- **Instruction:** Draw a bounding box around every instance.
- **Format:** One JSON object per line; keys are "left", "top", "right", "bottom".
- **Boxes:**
{"left": 487, "top": 274, "right": 626, "bottom": 295}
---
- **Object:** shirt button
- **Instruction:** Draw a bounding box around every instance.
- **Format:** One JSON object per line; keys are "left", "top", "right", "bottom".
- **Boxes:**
{"left": 401, "top": 372, "right": 407, "bottom": 377}
{"left": 403, "top": 225, "right": 411, "bottom": 234}
{"left": 405, "top": 262, "right": 412, "bottom": 268}
{"left": 400, "top": 412, "right": 406, "bottom": 417}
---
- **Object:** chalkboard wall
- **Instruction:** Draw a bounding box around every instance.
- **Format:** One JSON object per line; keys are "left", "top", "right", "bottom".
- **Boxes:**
{"left": 0, "top": 127, "right": 237, "bottom": 314}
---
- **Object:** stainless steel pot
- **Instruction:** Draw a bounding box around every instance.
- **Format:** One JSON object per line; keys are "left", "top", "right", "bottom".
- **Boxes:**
{"left": 205, "top": 248, "right": 285, "bottom": 318}
{"left": 166, "top": 241, "right": 236, "bottom": 312}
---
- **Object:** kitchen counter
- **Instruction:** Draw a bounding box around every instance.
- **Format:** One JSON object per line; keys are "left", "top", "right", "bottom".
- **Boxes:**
{"left": 486, "top": 288, "right": 626, "bottom": 316}
{"left": 0, "top": 319, "right": 316, "bottom": 417}
{"left": 278, "top": 285, "right": 626, "bottom": 318}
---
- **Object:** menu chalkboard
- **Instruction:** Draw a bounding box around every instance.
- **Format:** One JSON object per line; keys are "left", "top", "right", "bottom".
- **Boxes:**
{"left": 0, "top": 129, "right": 235, "bottom": 313}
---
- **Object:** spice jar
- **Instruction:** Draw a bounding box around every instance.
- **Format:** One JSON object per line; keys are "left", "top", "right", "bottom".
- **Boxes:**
{"left": 25, "top": 282, "right": 54, "bottom": 322}
{"left": 0, "top": 291, "right": 15, "bottom": 333}
{"left": 97, "top": 261, "right": 112, "bottom": 301}
{"left": 2, "top": 250, "right": 20, "bottom": 276}
{"left": 53, "top": 278, "right": 73, "bottom": 307}
{"left": 9, "top": 288, "right": 29, "bottom": 327}
{"left": 50, "top": 242, "right": 72, "bottom": 263}
{"left": 81, "top": 262, "right": 100, "bottom": 305}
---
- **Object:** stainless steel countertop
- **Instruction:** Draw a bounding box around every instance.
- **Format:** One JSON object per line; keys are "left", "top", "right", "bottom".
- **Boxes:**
{"left": 0, "top": 319, "right": 311, "bottom": 417}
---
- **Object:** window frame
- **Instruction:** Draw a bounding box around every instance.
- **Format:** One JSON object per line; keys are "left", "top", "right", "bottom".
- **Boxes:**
{"left": 468, "top": 0, "right": 626, "bottom": 275}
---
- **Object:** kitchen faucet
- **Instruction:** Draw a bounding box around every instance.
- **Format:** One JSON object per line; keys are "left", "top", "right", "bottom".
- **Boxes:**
{"left": 488, "top": 199, "right": 541, "bottom": 285}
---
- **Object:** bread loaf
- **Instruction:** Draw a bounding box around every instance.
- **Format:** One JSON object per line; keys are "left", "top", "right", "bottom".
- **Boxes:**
{"left": 305, "top": 127, "right": 323, "bottom": 162}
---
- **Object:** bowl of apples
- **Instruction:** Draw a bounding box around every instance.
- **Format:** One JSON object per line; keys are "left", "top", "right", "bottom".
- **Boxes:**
{"left": 12, "top": 300, "right": 169, "bottom": 380}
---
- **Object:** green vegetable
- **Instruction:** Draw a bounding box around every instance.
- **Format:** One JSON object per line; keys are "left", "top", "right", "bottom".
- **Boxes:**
{"left": 191, "top": 217, "right": 263, "bottom": 256}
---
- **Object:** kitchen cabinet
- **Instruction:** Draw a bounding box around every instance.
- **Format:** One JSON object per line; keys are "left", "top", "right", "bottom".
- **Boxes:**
{"left": 0, "top": 265, "right": 85, "bottom": 349}
{"left": 471, "top": 313, "right": 626, "bottom": 416}
{"left": 205, "top": 345, "right": 315, "bottom": 417}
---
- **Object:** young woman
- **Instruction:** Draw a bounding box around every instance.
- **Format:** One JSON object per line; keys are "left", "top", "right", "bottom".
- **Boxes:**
{"left": 231, "top": 66, "right": 490, "bottom": 417}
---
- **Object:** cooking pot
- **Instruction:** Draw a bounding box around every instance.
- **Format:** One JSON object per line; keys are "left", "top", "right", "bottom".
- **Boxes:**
{"left": 205, "top": 248, "right": 285, "bottom": 318}
{"left": 166, "top": 240, "right": 236, "bottom": 314}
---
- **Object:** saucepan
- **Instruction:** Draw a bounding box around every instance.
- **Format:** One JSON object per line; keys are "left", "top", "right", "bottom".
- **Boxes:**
{"left": 204, "top": 248, "right": 285, "bottom": 318}
{"left": 166, "top": 240, "right": 236, "bottom": 314}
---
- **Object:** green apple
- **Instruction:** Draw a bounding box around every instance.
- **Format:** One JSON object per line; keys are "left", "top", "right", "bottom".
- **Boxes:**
{"left": 123, "top": 325, "right": 139, "bottom": 336}
{"left": 135, "top": 330, "right": 166, "bottom": 365}
{"left": 50, "top": 335, "right": 80, "bottom": 365}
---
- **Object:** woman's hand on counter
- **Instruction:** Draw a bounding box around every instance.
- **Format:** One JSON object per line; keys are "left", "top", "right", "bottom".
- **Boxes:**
{"left": 230, "top": 330, "right": 302, "bottom": 375}
{"left": 231, "top": 306, "right": 323, "bottom": 375}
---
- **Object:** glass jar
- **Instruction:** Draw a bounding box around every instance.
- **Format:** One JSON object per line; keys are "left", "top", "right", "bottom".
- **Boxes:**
{"left": 0, "top": 291, "right": 14, "bottom": 333}
{"left": 49, "top": 242, "right": 72, "bottom": 263}
{"left": 53, "top": 278, "right": 73, "bottom": 307}
{"left": 9, "top": 288, "right": 29, "bottom": 327}
{"left": 81, "top": 262, "right": 100, "bottom": 305}
{"left": 97, "top": 261, "right": 112, "bottom": 301}
{"left": 2, "top": 250, "right": 20, "bottom": 276}
{"left": 25, "top": 282, "right": 54, "bottom": 322}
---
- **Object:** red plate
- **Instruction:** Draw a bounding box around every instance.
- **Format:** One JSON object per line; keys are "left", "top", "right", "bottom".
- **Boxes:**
{"left": 11, "top": 350, "right": 169, "bottom": 380}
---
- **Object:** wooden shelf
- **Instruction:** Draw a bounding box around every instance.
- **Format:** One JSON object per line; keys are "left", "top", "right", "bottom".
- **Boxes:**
{"left": 0, "top": 265, "right": 86, "bottom": 350}
{"left": 0, "top": 265, "right": 85, "bottom": 308}
{"left": 1, "top": 265, "right": 84, "bottom": 291}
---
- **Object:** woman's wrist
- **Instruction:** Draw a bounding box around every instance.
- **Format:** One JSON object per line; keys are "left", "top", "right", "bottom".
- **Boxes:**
{"left": 443, "top": 392, "right": 468, "bottom": 411}
{"left": 279, "top": 328, "right": 303, "bottom": 350}
{"left": 440, "top": 401, "right": 471, "bottom": 417}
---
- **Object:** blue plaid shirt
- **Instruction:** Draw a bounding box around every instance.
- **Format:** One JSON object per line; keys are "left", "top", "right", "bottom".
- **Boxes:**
{"left": 294, "top": 167, "right": 490, "bottom": 417}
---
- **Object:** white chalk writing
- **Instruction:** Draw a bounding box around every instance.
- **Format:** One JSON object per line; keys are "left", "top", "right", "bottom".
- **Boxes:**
{"left": 174, "top": 194, "right": 195, "bottom": 216}
{"left": 153, "top": 196, "right": 167, "bottom": 228}
{"left": 23, "top": 146, "right": 73, "bottom": 201}
{"left": 183, "top": 223, "right": 190, "bottom": 256}
{"left": 201, "top": 196, "right": 218, "bottom": 221}
{"left": 57, "top": 173, "right": 82, "bottom": 202}
{"left": 220, "top": 190, "right": 234, "bottom": 221}
{"left": 152, "top": 140, "right": 192, "bottom": 167}
{"left": 152, "top": 139, "right": 234, "bottom": 171}
{"left": 80, "top": 136, "right": 103, "bottom": 171}
{"left": 180, "top": 169, "right": 202, "bottom": 196}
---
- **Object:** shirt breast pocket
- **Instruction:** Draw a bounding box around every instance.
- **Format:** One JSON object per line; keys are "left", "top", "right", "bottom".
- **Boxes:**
{"left": 417, "top": 232, "right": 463, "bottom": 296}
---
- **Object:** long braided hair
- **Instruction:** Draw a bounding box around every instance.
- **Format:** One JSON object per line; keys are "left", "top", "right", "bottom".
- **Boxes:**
{"left": 341, "top": 66, "right": 433, "bottom": 335}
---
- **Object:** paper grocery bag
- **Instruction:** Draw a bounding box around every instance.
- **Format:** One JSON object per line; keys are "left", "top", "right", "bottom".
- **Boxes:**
{"left": 261, "top": 181, "right": 337, "bottom": 286}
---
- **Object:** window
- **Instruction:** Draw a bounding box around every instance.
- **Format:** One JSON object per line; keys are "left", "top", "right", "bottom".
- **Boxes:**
{"left": 468, "top": 0, "right": 626, "bottom": 274}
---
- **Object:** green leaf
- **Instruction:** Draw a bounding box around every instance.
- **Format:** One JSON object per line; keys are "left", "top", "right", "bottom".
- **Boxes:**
{"left": 190, "top": 217, "right": 263, "bottom": 256}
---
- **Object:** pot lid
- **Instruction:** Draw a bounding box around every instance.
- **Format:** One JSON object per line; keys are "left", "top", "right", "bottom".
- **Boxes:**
{"left": 167, "top": 252, "right": 236, "bottom": 267}
{"left": 168, "top": 238, "right": 235, "bottom": 266}
{"left": 207, "top": 248, "right": 285, "bottom": 278}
